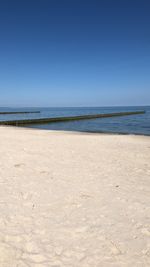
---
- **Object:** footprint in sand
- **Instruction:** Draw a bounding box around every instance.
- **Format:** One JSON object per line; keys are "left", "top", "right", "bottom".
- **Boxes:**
{"left": 14, "top": 163, "right": 25, "bottom": 168}
{"left": 80, "top": 193, "right": 92, "bottom": 199}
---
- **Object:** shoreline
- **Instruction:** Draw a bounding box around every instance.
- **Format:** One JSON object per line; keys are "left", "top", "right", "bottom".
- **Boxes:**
{"left": 1, "top": 124, "right": 150, "bottom": 137}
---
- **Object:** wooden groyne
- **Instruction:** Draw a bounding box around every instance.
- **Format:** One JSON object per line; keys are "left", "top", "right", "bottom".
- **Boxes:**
{"left": 0, "top": 111, "right": 40, "bottom": 115}
{"left": 0, "top": 110, "right": 145, "bottom": 126}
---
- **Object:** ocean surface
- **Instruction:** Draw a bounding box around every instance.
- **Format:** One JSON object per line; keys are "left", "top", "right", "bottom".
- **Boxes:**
{"left": 0, "top": 106, "right": 150, "bottom": 136}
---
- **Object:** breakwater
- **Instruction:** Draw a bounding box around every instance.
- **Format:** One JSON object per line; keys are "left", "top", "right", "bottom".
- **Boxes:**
{"left": 0, "top": 111, "right": 40, "bottom": 115}
{"left": 0, "top": 110, "right": 145, "bottom": 126}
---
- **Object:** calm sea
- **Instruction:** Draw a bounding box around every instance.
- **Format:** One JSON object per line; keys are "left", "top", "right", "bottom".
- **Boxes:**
{"left": 0, "top": 106, "right": 150, "bottom": 136}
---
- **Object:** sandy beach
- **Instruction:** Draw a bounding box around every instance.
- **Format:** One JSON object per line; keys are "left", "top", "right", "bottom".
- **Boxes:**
{"left": 0, "top": 126, "right": 150, "bottom": 267}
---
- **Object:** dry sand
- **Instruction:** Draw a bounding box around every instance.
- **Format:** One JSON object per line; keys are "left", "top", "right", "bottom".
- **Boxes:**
{"left": 0, "top": 126, "right": 150, "bottom": 267}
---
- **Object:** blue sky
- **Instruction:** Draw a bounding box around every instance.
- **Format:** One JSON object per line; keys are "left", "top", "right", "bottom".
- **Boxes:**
{"left": 0, "top": 0, "right": 150, "bottom": 107}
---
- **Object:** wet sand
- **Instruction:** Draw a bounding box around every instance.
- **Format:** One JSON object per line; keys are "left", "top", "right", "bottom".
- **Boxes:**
{"left": 0, "top": 126, "right": 150, "bottom": 266}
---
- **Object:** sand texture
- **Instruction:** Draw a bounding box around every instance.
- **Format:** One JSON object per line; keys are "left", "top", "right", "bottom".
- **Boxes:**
{"left": 0, "top": 126, "right": 150, "bottom": 267}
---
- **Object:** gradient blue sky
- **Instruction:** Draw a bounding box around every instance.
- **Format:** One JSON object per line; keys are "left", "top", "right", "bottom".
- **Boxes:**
{"left": 0, "top": 0, "right": 150, "bottom": 107}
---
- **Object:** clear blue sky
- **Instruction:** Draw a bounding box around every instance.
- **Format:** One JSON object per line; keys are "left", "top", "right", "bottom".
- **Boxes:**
{"left": 0, "top": 0, "right": 149, "bottom": 107}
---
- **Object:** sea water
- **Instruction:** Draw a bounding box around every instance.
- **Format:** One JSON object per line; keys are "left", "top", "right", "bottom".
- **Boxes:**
{"left": 0, "top": 106, "right": 150, "bottom": 135}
